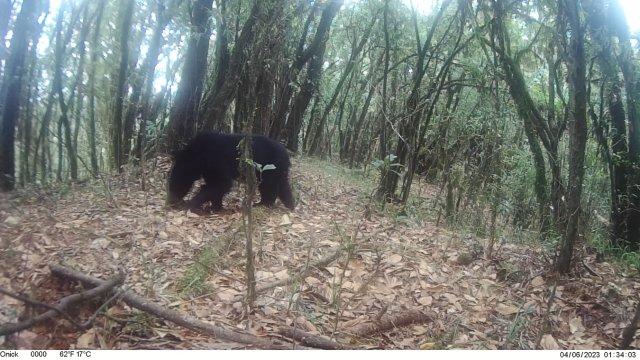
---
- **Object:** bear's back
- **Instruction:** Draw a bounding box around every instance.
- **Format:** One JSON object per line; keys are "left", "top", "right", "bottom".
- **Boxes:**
{"left": 183, "top": 132, "right": 290, "bottom": 175}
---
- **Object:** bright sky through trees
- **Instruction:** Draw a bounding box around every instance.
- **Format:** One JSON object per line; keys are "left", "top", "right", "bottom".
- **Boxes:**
{"left": 46, "top": 0, "right": 640, "bottom": 33}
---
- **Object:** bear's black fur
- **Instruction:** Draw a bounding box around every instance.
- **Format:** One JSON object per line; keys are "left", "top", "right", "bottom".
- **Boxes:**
{"left": 167, "top": 132, "right": 295, "bottom": 212}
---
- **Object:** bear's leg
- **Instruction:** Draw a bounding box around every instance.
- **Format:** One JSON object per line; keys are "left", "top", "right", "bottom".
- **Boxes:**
{"left": 277, "top": 173, "right": 295, "bottom": 210}
{"left": 257, "top": 175, "right": 277, "bottom": 207}
{"left": 187, "top": 185, "right": 214, "bottom": 211}
{"left": 209, "top": 178, "right": 233, "bottom": 211}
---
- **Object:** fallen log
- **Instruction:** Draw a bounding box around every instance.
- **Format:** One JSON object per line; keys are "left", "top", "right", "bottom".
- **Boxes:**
{"left": 0, "top": 273, "right": 124, "bottom": 336}
{"left": 279, "top": 327, "right": 353, "bottom": 350}
{"left": 49, "top": 264, "right": 293, "bottom": 349}
{"left": 347, "top": 309, "right": 433, "bottom": 337}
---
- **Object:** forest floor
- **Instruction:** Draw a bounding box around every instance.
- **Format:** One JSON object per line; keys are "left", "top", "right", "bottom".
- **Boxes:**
{"left": 1, "top": 156, "right": 639, "bottom": 350}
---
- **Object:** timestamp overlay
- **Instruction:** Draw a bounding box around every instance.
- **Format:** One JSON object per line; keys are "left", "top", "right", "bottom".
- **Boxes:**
{"left": 0, "top": 350, "right": 638, "bottom": 360}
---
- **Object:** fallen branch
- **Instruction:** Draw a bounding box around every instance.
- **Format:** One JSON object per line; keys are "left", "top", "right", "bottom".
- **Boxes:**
{"left": 621, "top": 300, "right": 640, "bottom": 349}
{"left": 49, "top": 264, "right": 293, "bottom": 349}
{"left": 279, "top": 327, "right": 353, "bottom": 350}
{"left": 0, "top": 273, "right": 124, "bottom": 336}
{"left": 0, "top": 287, "right": 84, "bottom": 329}
{"left": 347, "top": 309, "right": 433, "bottom": 337}
{"left": 255, "top": 246, "right": 343, "bottom": 295}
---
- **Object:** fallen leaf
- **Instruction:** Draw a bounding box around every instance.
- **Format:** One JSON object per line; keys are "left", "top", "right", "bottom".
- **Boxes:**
{"left": 387, "top": 253, "right": 402, "bottom": 264}
{"left": 412, "top": 325, "right": 428, "bottom": 335}
{"left": 443, "top": 293, "right": 459, "bottom": 304}
{"left": 76, "top": 328, "right": 97, "bottom": 349}
{"left": 540, "top": 334, "right": 560, "bottom": 350}
{"left": 91, "top": 237, "right": 110, "bottom": 249}
{"left": 420, "top": 342, "right": 437, "bottom": 350}
{"left": 418, "top": 295, "right": 433, "bottom": 306}
{"left": 280, "top": 214, "right": 292, "bottom": 226}
{"left": 3, "top": 216, "right": 20, "bottom": 226}
{"left": 531, "top": 276, "right": 545, "bottom": 287}
{"left": 569, "top": 317, "right": 585, "bottom": 334}
{"left": 495, "top": 303, "right": 519, "bottom": 316}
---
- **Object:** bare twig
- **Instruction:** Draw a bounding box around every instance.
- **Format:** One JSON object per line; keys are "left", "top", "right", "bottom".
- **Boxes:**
{"left": 331, "top": 238, "right": 355, "bottom": 337}
{"left": 289, "top": 238, "right": 315, "bottom": 349}
{"left": 0, "top": 273, "right": 124, "bottom": 336}
{"left": 582, "top": 259, "right": 600, "bottom": 277}
{"left": 80, "top": 287, "right": 126, "bottom": 328}
{"left": 535, "top": 282, "right": 558, "bottom": 349}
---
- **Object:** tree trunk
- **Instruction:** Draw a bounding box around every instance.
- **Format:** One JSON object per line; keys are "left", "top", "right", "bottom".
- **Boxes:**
{"left": 349, "top": 59, "right": 380, "bottom": 167}
{"left": 166, "top": 0, "right": 214, "bottom": 152}
{"left": 87, "top": 0, "right": 106, "bottom": 175}
{"left": 19, "top": 10, "right": 45, "bottom": 185}
{"left": 307, "top": 15, "right": 377, "bottom": 156}
{"left": 135, "top": 0, "right": 171, "bottom": 163}
{"left": 0, "top": 0, "right": 11, "bottom": 68}
{"left": 379, "top": 0, "right": 391, "bottom": 160}
{"left": 558, "top": 0, "right": 588, "bottom": 274}
{"left": 488, "top": 0, "right": 556, "bottom": 232}
{"left": 609, "top": 84, "right": 629, "bottom": 244}
{"left": 110, "top": 0, "right": 135, "bottom": 171}
{"left": 268, "top": 2, "right": 315, "bottom": 139}
{"left": 377, "top": 0, "right": 452, "bottom": 201}
{"left": 51, "top": 4, "right": 80, "bottom": 181}
{"left": 71, "top": 4, "right": 91, "bottom": 165}
{"left": 124, "top": 0, "right": 169, "bottom": 163}
{"left": 0, "top": 0, "right": 40, "bottom": 191}
{"left": 198, "top": 0, "right": 261, "bottom": 133}
{"left": 269, "top": 1, "right": 337, "bottom": 140}
{"left": 609, "top": 1, "right": 640, "bottom": 251}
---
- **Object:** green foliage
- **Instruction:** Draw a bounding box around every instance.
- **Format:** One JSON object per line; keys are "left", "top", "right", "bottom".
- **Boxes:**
{"left": 371, "top": 154, "right": 402, "bottom": 175}
{"left": 178, "top": 246, "right": 220, "bottom": 297}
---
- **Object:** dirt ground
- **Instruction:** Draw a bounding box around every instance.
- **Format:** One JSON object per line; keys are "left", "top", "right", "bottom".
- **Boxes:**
{"left": 1, "top": 157, "right": 638, "bottom": 349}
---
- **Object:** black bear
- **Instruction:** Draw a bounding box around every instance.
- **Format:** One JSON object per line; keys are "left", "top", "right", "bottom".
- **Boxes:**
{"left": 167, "top": 132, "right": 295, "bottom": 212}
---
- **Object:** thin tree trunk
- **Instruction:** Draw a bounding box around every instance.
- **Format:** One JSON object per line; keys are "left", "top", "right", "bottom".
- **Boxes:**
{"left": 558, "top": 0, "right": 588, "bottom": 274}
{"left": 135, "top": 0, "right": 171, "bottom": 163}
{"left": 110, "top": 0, "right": 135, "bottom": 171}
{"left": 51, "top": 5, "right": 79, "bottom": 181}
{"left": 20, "top": 11, "right": 46, "bottom": 185}
{"left": 349, "top": 60, "right": 380, "bottom": 167}
{"left": 166, "top": 0, "right": 213, "bottom": 152}
{"left": 379, "top": 0, "right": 391, "bottom": 160}
{"left": 488, "top": 0, "right": 554, "bottom": 231}
{"left": 377, "top": 0, "right": 452, "bottom": 200}
{"left": 198, "top": 0, "right": 263, "bottom": 132}
{"left": 308, "top": 15, "right": 377, "bottom": 156}
{"left": 125, "top": 0, "right": 170, "bottom": 163}
{"left": 269, "top": 1, "right": 334, "bottom": 140}
{"left": 268, "top": 2, "right": 316, "bottom": 139}
{"left": 87, "top": 0, "right": 105, "bottom": 176}
{"left": 71, "top": 4, "right": 91, "bottom": 163}
{"left": 609, "top": 84, "right": 629, "bottom": 244}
